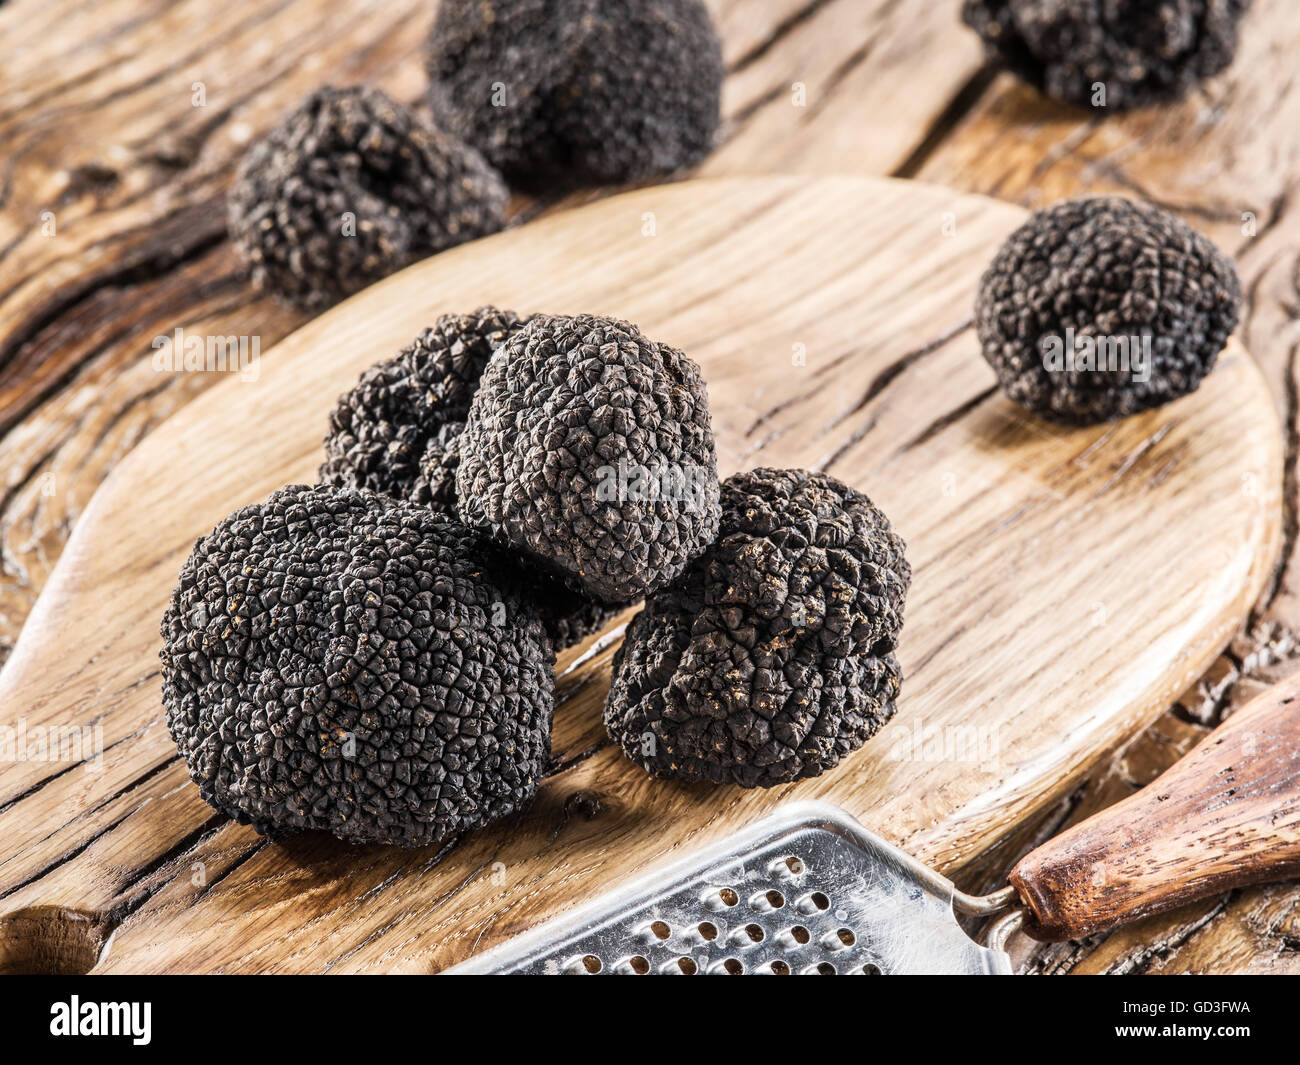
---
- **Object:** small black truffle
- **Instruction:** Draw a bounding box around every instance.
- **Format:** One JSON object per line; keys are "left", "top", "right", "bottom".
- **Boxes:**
{"left": 229, "top": 86, "right": 508, "bottom": 310}
{"left": 604, "top": 468, "right": 910, "bottom": 789}
{"left": 320, "top": 308, "right": 617, "bottom": 649}
{"left": 975, "top": 197, "right": 1241, "bottom": 424}
{"left": 160, "top": 484, "right": 554, "bottom": 847}
{"left": 425, "top": 0, "right": 724, "bottom": 188}
{"left": 456, "top": 313, "right": 721, "bottom": 604}
{"left": 321, "top": 307, "right": 525, "bottom": 510}
{"left": 962, "top": 0, "right": 1250, "bottom": 110}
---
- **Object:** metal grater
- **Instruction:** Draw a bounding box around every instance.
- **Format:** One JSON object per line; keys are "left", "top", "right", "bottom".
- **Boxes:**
{"left": 447, "top": 801, "right": 1012, "bottom": 974}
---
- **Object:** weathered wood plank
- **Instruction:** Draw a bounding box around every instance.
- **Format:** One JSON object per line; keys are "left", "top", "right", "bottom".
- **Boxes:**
{"left": 1, "top": 0, "right": 1298, "bottom": 974}
{"left": 912, "top": 0, "right": 1300, "bottom": 973}
{"left": 0, "top": 177, "right": 1281, "bottom": 973}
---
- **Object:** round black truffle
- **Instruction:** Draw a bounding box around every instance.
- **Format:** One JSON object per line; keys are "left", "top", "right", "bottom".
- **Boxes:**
{"left": 229, "top": 86, "right": 509, "bottom": 310}
{"left": 456, "top": 313, "right": 722, "bottom": 604}
{"left": 160, "top": 483, "right": 554, "bottom": 847}
{"left": 603, "top": 468, "right": 911, "bottom": 789}
{"left": 962, "top": 0, "right": 1250, "bottom": 110}
{"left": 319, "top": 308, "right": 617, "bottom": 649}
{"left": 975, "top": 197, "right": 1241, "bottom": 424}
{"left": 425, "top": 0, "right": 724, "bottom": 188}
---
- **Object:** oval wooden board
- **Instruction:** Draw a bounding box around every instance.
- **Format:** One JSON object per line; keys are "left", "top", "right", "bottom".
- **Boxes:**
{"left": 0, "top": 176, "right": 1281, "bottom": 974}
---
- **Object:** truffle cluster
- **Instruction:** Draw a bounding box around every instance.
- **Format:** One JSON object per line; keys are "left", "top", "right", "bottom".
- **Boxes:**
{"left": 228, "top": 86, "right": 508, "bottom": 310}
{"left": 456, "top": 313, "right": 722, "bottom": 603}
{"left": 975, "top": 197, "right": 1242, "bottom": 424}
{"left": 604, "top": 468, "right": 911, "bottom": 788}
{"left": 166, "top": 305, "right": 917, "bottom": 841}
{"left": 161, "top": 484, "right": 554, "bottom": 847}
{"left": 320, "top": 307, "right": 617, "bottom": 650}
{"left": 962, "top": 0, "right": 1251, "bottom": 110}
{"left": 426, "top": 0, "right": 724, "bottom": 188}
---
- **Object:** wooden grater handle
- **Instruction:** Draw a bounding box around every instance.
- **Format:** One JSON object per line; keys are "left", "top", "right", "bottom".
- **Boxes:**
{"left": 1009, "top": 670, "right": 1300, "bottom": 942}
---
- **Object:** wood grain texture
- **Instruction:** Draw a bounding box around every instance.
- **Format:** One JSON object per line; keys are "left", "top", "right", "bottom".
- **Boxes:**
{"left": 0, "top": 176, "right": 1281, "bottom": 973}
{"left": 909, "top": 0, "right": 1300, "bottom": 971}
{"left": 2, "top": 0, "right": 1299, "bottom": 973}
{"left": 0, "top": 0, "right": 981, "bottom": 667}
{"left": 1010, "top": 670, "right": 1300, "bottom": 941}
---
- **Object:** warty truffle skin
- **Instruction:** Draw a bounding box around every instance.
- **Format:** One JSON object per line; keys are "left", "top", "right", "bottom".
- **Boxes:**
{"left": 962, "top": 0, "right": 1250, "bottom": 110}
{"left": 320, "top": 307, "right": 525, "bottom": 511}
{"left": 228, "top": 86, "right": 509, "bottom": 311}
{"left": 603, "top": 468, "right": 911, "bottom": 789}
{"left": 975, "top": 197, "right": 1242, "bottom": 424}
{"left": 455, "top": 313, "right": 722, "bottom": 604}
{"left": 425, "top": 0, "right": 724, "bottom": 189}
{"left": 319, "top": 307, "right": 617, "bottom": 649}
{"left": 160, "top": 483, "right": 554, "bottom": 847}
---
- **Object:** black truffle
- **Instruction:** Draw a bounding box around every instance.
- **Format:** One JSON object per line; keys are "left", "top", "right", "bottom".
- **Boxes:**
{"left": 425, "top": 0, "right": 723, "bottom": 189}
{"left": 603, "top": 468, "right": 910, "bottom": 789}
{"left": 229, "top": 86, "right": 509, "bottom": 310}
{"left": 975, "top": 197, "right": 1242, "bottom": 424}
{"left": 319, "top": 308, "right": 617, "bottom": 649}
{"left": 456, "top": 313, "right": 721, "bottom": 604}
{"left": 160, "top": 483, "right": 554, "bottom": 847}
{"left": 321, "top": 307, "right": 525, "bottom": 510}
{"left": 962, "top": 0, "right": 1250, "bottom": 110}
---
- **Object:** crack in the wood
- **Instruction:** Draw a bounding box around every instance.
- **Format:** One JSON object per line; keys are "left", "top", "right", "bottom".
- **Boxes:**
{"left": 1109, "top": 892, "right": 1238, "bottom": 975}
{"left": 897, "top": 384, "right": 998, "bottom": 454}
{"left": 0, "top": 208, "right": 228, "bottom": 442}
{"left": 726, "top": 0, "right": 840, "bottom": 77}
{"left": 0, "top": 708, "right": 163, "bottom": 816}
{"left": 547, "top": 738, "right": 610, "bottom": 778}
{"left": 746, "top": 318, "right": 972, "bottom": 438}
{"left": 192, "top": 838, "right": 269, "bottom": 898}
{"left": 1087, "top": 160, "right": 1247, "bottom": 226}
{"left": 798, "top": 20, "right": 886, "bottom": 125}
{"left": 891, "top": 63, "right": 1000, "bottom": 180}
{"left": 0, "top": 806, "right": 137, "bottom": 902}
{"left": 1264, "top": 339, "right": 1300, "bottom": 608}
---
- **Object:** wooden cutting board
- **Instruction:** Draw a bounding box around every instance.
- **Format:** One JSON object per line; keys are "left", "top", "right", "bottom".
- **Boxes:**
{"left": 0, "top": 176, "right": 1281, "bottom": 974}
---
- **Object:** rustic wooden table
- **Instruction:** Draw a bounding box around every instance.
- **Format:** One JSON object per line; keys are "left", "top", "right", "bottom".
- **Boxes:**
{"left": 0, "top": 0, "right": 1296, "bottom": 973}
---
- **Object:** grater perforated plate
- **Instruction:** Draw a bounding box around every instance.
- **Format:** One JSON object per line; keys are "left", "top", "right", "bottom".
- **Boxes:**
{"left": 447, "top": 800, "right": 1011, "bottom": 975}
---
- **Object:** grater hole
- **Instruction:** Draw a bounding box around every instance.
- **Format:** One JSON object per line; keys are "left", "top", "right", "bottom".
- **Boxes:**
{"left": 581, "top": 954, "right": 602, "bottom": 973}
{"left": 785, "top": 856, "right": 805, "bottom": 875}
{"left": 837, "top": 928, "right": 856, "bottom": 946}
{"left": 770, "top": 961, "right": 791, "bottom": 975}
{"left": 677, "top": 957, "right": 697, "bottom": 975}
{"left": 813, "top": 962, "right": 837, "bottom": 975}
{"left": 697, "top": 921, "right": 718, "bottom": 941}
{"left": 744, "top": 923, "right": 764, "bottom": 943}
{"left": 796, "top": 890, "right": 832, "bottom": 915}
{"left": 777, "top": 923, "right": 812, "bottom": 950}
{"left": 650, "top": 920, "right": 671, "bottom": 941}
{"left": 718, "top": 888, "right": 739, "bottom": 907}
{"left": 750, "top": 888, "right": 785, "bottom": 911}
{"left": 723, "top": 958, "right": 744, "bottom": 975}
{"left": 862, "top": 962, "right": 883, "bottom": 975}
{"left": 629, "top": 956, "right": 650, "bottom": 975}
{"left": 766, "top": 890, "right": 785, "bottom": 908}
